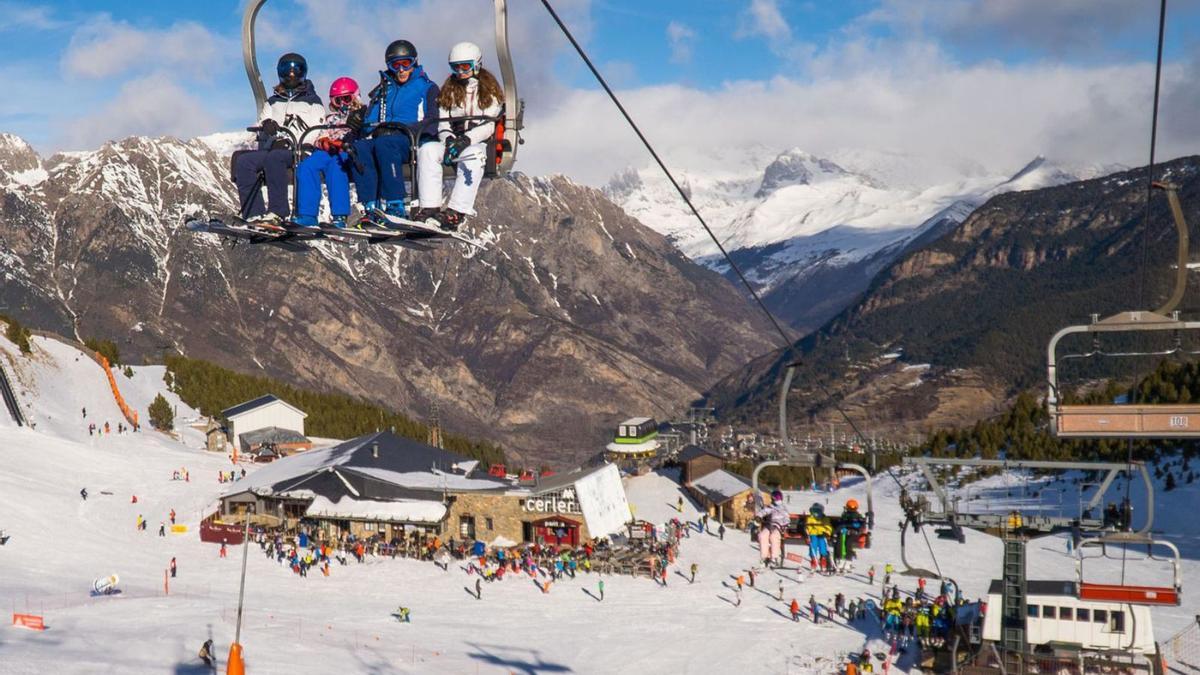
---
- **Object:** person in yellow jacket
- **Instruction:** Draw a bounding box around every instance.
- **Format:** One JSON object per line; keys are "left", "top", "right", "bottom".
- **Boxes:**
{"left": 804, "top": 504, "right": 834, "bottom": 571}
{"left": 916, "top": 608, "right": 931, "bottom": 639}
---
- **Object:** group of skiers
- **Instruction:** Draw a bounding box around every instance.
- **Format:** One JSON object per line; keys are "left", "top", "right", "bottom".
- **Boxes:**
{"left": 755, "top": 493, "right": 869, "bottom": 574}
{"left": 234, "top": 38, "right": 504, "bottom": 232}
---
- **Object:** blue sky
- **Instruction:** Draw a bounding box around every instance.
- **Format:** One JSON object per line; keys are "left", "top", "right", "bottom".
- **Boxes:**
{"left": 2, "top": 1, "right": 1199, "bottom": 183}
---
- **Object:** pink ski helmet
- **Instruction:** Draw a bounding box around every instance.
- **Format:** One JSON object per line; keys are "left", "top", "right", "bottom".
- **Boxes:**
{"left": 329, "top": 77, "right": 359, "bottom": 100}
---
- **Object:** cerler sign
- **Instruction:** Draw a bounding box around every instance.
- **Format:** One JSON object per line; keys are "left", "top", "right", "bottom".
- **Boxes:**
{"left": 521, "top": 487, "right": 581, "bottom": 514}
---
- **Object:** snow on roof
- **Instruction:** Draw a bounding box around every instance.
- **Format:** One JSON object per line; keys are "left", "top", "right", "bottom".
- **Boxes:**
{"left": 352, "top": 466, "right": 508, "bottom": 492}
{"left": 689, "top": 469, "right": 754, "bottom": 503}
{"left": 620, "top": 417, "right": 652, "bottom": 426}
{"left": 304, "top": 495, "right": 446, "bottom": 524}
{"left": 222, "top": 394, "right": 307, "bottom": 420}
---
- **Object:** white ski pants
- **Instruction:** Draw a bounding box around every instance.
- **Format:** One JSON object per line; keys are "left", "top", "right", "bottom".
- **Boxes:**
{"left": 417, "top": 140, "right": 487, "bottom": 215}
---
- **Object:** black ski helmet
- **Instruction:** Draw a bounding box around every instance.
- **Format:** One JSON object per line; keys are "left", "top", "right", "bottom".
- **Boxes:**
{"left": 385, "top": 40, "right": 418, "bottom": 69}
{"left": 277, "top": 53, "right": 307, "bottom": 89}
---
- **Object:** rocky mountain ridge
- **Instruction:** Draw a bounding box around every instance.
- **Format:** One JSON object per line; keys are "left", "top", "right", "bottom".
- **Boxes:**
{"left": 712, "top": 156, "right": 1200, "bottom": 444}
{"left": 0, "top": 132, "right": 776, "bottom": 467}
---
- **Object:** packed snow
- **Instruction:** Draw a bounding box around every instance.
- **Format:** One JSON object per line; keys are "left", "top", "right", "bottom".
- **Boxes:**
{"left": 0, "top": 334, "right": 1196, "bottom": 674}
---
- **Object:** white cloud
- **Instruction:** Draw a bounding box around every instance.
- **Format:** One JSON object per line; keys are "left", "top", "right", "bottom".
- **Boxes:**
{"left": 58, "top": 73, "right": 217, "bottom": 150}
{"left": 0, "top": 1, "right": 60, "bottom": 31}
{"left": 864, "top": 0, "right": 1160, "bottom": 56}
{"left": 521, "top": 47, "right": 1198, "bottom": 187}
{"left": 667, "top": 21, "right": 697, "bottom": 64}
{"left": 737, "top": 0, "right": 792, "bottom": 43}
{"left": 62, "top": 16, "right": 233, "bottom": 80}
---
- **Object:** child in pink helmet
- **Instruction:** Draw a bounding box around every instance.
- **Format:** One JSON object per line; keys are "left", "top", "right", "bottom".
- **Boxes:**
{"left": 294, "top": 77, "right": 363, "bottom": 228}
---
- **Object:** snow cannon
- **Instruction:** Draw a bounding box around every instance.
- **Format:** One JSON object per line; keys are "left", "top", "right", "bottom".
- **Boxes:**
{"left": 92, "top": 573, "right": 119, "bottom": 595}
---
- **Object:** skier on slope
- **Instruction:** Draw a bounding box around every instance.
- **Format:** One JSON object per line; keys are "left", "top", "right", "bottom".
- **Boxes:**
{"left": 232, "top": 53, "right": 324, "bottom": 224}
{"left": 292, "top": 77, "right": 363, "bottom": 229}
{"left": 754, "top": 490, "right": 789, "bottom": 567}
{"left": 414, "top": 41, "right": 504, "bottom": 231}
{"left": 198, "top": 639, "right": 215, "bottom": 668}
{"left": 80, "top": 487, "right": 87, "bottom": 501}
{"left": 349, "top": 40, "right": 439, "bottom": 225}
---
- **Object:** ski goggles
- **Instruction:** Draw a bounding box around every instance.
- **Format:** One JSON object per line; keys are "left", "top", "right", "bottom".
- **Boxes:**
{"left": 389, "top": 58, "right": 416, "bottom": 72}
{"left": 277, "top": 60, "right": 307, "bottom": 81}
{"left": 332, "top": 95, "right": 356, "bottom": 108}
{"left": 450, "top": 60, "right": 476, "bottom": 74}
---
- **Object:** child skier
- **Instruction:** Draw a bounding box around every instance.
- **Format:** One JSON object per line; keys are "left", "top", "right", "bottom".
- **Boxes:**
{"left": 351, "top": 40, "right": 439, "bottom": 224}
{"left": 232, "top": 53, "right": 324, "bottom": 222}
{"left": 415, "top": 41, "right": 504, "bottom": 231}
{"left": 789, "top": 598, "right": 801, "bottom": 621}
{"left": 293, "top": 77, "right": 362, "bottom": 229}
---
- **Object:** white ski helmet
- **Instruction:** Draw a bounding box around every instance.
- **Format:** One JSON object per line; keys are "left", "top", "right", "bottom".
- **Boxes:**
{"left": 448, "top": 41, "right": 483, "bottom": 77}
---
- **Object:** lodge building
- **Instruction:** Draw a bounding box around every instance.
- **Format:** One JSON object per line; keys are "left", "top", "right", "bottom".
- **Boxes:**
{"left": 218, "top": 431, "right": 632, "bottom": 547}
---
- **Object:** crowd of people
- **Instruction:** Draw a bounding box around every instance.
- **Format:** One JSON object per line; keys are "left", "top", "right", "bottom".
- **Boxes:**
{"left": 233, "top": 37, "right": 505, "bottom": 233}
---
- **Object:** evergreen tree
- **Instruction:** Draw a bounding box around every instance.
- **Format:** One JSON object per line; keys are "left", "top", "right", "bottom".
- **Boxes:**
{"left": 148, "top": 393, "right": 174, "bottom": 431}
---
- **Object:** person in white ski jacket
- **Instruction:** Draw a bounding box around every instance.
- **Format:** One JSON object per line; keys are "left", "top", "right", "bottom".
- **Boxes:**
{"left": 415, "top": 41, "right": 505, "bottom": 231}
{"left": 232, "top": 53, "right": 324, "bottom": 222}
{"left": 756, "top": 490, "right": 790, "bottom": 566}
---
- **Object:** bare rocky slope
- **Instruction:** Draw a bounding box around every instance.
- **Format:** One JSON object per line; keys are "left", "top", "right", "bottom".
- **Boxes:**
{"left": 0, "top": 133, "right": 776, "bottom": 467}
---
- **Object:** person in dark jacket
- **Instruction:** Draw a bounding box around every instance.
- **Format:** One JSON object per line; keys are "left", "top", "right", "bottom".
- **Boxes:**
{"left": 349, "top": 40, "right": 439, "bottom": 224}
{"left": 232, "top": 53, "right": 324, "bottom": 223}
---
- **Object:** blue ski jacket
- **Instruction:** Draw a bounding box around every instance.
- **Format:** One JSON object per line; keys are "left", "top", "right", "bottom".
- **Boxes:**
{"left": 364, "top": 66, "right": 440, "bottom": 142}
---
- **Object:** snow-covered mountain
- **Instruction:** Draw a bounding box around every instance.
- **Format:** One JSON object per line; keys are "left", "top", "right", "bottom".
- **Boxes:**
{"left": 0, "top": 131, "right": 776, "bottom": 468}
{"left": 607, "top": 149, "right": 1120, "bottom": 332}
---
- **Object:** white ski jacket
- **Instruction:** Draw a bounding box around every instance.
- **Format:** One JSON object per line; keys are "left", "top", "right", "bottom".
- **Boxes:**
{"left": 436, "top": 77, "right": 504, "bottom": 146}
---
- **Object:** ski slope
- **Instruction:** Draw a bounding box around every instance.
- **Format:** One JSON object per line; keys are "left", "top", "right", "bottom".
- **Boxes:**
{"left": 0, "top": 334, "right": 1196, "bottom": 673}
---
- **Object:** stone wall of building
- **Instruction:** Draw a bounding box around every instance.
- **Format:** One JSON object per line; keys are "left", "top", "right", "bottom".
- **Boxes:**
{"left": 446, "top": 492, "right": 593, "bottom": 544}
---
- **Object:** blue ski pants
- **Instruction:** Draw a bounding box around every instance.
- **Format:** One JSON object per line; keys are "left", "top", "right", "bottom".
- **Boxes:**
{"left": 352, "top": 134, "right": 411, "bottom": 204}
{"left": 233, "top": 148, "right": 292, "bottom": 218}
{"left": 296, "top": 151, "right": 351, "bottom": 219}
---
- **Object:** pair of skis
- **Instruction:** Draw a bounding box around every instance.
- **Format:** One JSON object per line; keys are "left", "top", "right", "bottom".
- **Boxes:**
{"left": 185, "top": 210, "right": 484, "bottom": 252}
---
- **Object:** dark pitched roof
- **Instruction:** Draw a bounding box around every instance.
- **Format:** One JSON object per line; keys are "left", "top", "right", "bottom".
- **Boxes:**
{"left": 526, "top": 464, "right": 613, "bottom": 495}
{"left": 678, "top": 445, "right": 721, "bottom": 463}
{"left": 239, "top": 426, "right": 309, "bottom": 449}
{"left": 233, "top": 431, "right": 510, "bottom": 502}
{"left": 222, "top": 394, "right": 282, "bottom": 418}
{"left": 988, "top": 580, "right": 1078, "bottom": 597}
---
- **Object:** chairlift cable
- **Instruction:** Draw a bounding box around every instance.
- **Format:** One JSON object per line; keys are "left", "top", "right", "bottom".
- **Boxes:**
{"left": 538, "top": 0, "right": 875, "bottom": 450}
{"left": 1125, "top": 0, "right": 1169, "bottom": 587}
{"left": 1135, "top": 0, "right": 1169, "bottom": 312}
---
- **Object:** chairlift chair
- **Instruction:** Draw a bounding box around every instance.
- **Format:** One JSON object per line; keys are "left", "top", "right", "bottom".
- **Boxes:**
{"left": 241, "top": 0, "right": 523, "bottom": 180}
{"left": 1075, "top": 535, "right": 1182, "bottom": 606}
{"left": 1048, "top": 182, "right": 1200, "bottom": 437}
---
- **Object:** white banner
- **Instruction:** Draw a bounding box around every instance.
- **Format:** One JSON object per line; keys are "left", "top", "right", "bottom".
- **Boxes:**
{"left": 574, "top": 464, "right": 631, "bottom": 538}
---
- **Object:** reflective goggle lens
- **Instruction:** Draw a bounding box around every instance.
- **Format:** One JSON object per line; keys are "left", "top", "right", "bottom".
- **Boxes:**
{"left": 451, "top": 61, "right": 474, "bottom": 73}
{"left": 389, "top": 58, "right": 415, "bottom": 72}
{"left": 333, "top": 95, "right": 354, "bottom": 106}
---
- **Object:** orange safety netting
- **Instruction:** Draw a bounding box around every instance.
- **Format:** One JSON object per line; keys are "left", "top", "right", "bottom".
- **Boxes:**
{"left": 97, "top": 354, "right": 139, "bottom": 431}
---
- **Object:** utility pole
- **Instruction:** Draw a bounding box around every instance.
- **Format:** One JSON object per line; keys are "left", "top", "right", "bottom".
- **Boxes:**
{"left": 228, "top": 504, "right": 253, "bottom": 675}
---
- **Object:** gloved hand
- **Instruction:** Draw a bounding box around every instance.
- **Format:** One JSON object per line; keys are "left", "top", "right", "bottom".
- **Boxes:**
{"left": 442, "top": 134, "right": 471, "bottom": 166}
{"left": 346, "top": 107, "right": 366, "bottom": 133}
{"left": 260, "top": 118, "right": 280, "bottom": 136}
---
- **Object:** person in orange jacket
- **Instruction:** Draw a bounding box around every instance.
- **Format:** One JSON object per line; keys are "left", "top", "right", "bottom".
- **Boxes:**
{"left": 789, "top": 598, "right": 801, "bottom": 621}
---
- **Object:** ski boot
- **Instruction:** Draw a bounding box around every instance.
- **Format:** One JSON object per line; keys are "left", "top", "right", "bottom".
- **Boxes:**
{"left": 328, "top": 215, "right": 347, "bottom": 230}
{"left": 247, "top": 212, "right": 284, "bottom": 231}
{"left": 291, "top": 215, "right": 319, "bottom": 229}
{"left": 410, "top": 207, "right": 441, "bottom": 226}
{"left": 381, "top": 199, "right": 407, "bottom": 230}
{"left": 351, "top": 201, "right": 379, "bottom": 230}
{"left": 434, "top": 208, "right": 466, "bottom": 232}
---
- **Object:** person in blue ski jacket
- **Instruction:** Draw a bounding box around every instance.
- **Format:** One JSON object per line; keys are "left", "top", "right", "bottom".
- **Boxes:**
{"left": 293, "top": 77, "right": 363, "bottom": 228}
{"left": 347, "top": 39, "right": 439, "bottom": 224}
{"left": 232, "top": 53, "right": 324, "bottom": 222}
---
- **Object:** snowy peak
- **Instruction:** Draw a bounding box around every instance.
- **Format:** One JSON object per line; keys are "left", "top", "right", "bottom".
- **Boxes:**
{"left": 755, "top": 149, "right": 857, "bottom": 198}
{"left": 0, "top": 133, "right": 45, "bottom": 187}
{"left": 985, "top": 155, "right": 1081, "bottom": 197}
